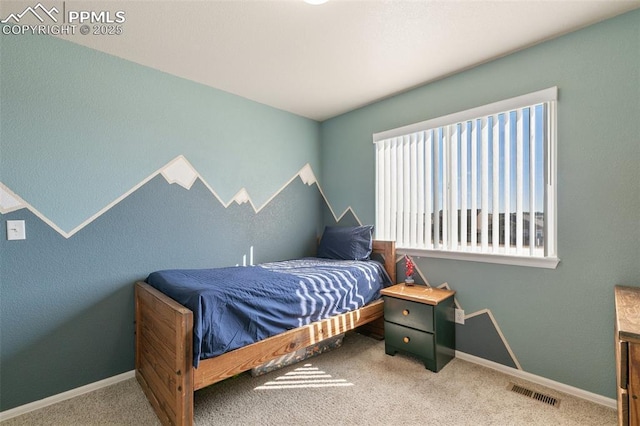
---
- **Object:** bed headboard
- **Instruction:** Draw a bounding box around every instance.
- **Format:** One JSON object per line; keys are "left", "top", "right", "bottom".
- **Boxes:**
{"left": 372, "top": 240, "right": 396, "bottom": 284}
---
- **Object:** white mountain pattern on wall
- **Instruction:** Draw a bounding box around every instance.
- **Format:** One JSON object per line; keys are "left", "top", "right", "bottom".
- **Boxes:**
{"left": 0, "top": 155, "right": 357, "bottom": 239}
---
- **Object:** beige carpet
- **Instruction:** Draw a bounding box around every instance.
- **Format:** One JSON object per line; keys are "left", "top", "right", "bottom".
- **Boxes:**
{"left": 2, "top": 332, "right": 616, "bottom": 425}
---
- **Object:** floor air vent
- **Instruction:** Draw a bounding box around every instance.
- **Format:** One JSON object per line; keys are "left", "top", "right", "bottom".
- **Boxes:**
{"left": 507, "top": 383, "right": 561, "bottom": 408}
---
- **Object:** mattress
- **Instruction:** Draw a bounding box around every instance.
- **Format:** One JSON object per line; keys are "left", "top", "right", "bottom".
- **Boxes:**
{"left": 146, "top": 258, "right": 391, "bottom": 366}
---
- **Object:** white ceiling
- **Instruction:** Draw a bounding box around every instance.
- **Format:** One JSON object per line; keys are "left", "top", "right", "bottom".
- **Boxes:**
{"left": 55, "top": 0, "right": 640, "bottom": 121}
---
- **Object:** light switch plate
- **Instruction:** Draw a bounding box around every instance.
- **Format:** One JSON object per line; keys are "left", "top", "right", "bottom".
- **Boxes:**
{"left": 7, "top": 220, "right": 26, "bottom": 240}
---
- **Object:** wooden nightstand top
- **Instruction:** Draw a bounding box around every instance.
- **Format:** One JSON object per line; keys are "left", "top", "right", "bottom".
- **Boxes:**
{"left": 381, "top": 284, "right": 455, "bottom": 306}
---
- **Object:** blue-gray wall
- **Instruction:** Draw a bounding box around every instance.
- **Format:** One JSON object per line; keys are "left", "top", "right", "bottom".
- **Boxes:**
{"left": 0, "top": 33, "right": 323, "bottom": 411}
{"left": 1, "top": 8, "right": 639, "bottom": 412}
{"left": 320, "top": 10, "right": 640, "bottom": 399}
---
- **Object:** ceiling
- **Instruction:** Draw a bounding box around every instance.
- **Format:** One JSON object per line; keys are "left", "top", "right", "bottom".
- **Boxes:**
{"left": 53, "top": 0, "right": 640, "bottom": 121}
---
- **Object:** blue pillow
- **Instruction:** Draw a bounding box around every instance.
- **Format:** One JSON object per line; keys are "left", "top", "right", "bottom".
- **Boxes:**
{"left": 317, "top": 225, "right": 374, "bottom": 261}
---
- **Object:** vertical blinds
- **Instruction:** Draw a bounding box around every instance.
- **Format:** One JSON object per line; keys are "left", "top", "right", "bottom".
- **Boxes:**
{"left": 374, "top": 87, "right": 557, "bottom": 259}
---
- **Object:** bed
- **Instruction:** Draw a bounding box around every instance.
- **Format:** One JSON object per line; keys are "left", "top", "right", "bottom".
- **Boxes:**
{"left": 135, "top": 228, "right": 396, "bottom": 426}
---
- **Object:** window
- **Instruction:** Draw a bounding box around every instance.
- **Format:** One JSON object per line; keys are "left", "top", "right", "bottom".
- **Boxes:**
{"left": 373, "top": 87, "right": 559, "bottom": 268}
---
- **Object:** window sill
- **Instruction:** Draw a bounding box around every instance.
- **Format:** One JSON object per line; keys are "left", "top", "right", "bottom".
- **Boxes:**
{"left": 399, "top": 248, "right": 560, "bottom": 269}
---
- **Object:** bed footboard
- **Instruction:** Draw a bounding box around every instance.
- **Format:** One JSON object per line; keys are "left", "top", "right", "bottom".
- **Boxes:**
{"left": 135, "top": 282, "right": 193, "bottom": 426}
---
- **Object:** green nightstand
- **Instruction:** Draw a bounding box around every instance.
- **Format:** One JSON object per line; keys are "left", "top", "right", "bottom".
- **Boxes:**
{"left": 381, "top": 284, "right": 456, "bottom": 372}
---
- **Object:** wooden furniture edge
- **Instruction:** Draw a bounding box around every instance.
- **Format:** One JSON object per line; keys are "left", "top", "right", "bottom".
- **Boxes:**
{"left": 372, "top": 239, "right": 396, "bottom": 284}
{"left": 614, "top": 285, "right": 640, "bottom": 426}
{"left": 135, "top": 240, "right": 396, "bottom": 426}
{"left": 136, "top": 282, "right": 193, "bottom": 426}
{"left": 615, "top": 285, "right": 640, "bottom": 343}
{"left": 381, "top": 283, "right": 455, "bottom": 305}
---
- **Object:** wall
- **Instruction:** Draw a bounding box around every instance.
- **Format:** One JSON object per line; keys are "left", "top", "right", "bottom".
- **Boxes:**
{"left": 0, "top": 34, "right": 323, "bottom": 410}
{"left": 2, "top": 8, "right": 638, "bottom": 413}
{"left": 320, "top": 9, "right": 640, "bottom": 398}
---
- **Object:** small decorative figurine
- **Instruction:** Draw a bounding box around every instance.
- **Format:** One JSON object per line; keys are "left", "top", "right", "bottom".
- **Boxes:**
{"left": 404, "top": 254, "right": 415, "bottom": 286}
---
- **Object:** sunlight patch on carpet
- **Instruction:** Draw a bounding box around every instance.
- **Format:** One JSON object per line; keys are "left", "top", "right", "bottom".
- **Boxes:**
{"left": 254, "top": 363, "right": 354, "bottom": 390}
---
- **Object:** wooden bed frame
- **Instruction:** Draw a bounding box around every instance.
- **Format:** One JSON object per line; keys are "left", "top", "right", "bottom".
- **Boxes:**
{"left": 135, "top": 240, "right": 396, "bottom": 426}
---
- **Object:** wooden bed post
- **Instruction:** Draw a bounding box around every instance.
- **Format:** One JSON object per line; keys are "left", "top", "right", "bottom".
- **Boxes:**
{"left": 136, "top": 282, "right": 194, "bottom": 426}
{"left": 361, "top": 240, "right": 396, "bottom": 339}
{"left": 372, "top": 240, "right": 396, "bottom": 283}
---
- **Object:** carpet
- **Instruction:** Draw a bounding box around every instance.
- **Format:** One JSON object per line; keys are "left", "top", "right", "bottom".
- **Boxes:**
{"left": 2, "top": 332, "right": 616, "bottom": 425}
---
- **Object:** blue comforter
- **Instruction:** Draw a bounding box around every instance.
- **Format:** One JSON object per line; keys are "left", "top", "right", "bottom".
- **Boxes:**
{"left": 146, "top": 258, "right": 391, "bottom": 366}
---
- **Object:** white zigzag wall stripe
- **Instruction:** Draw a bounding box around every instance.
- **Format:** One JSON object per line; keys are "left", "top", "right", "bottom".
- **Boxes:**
{"left": 464, "top": 308, "right": 522, "bottom": 370}
{"left": 0, "top": 184, "right": 25, "bottom": 214}
{"left": 393, "top": 256, "right": 520, "bottom": 369}
{"left": 0, "top": 155, "right": 360, "bottom": 238}
{"left": 1, "top": 182, "right": 69, "bottom": 237}
{"left": 160, "top": 156, "right": 199, "bottom": 190}
{"left": 314, "top": 183, "right": 363, "bottom": 226}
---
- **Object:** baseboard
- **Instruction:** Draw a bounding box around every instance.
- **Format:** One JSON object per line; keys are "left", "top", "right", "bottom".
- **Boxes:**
{"left": 0, "top": 370, "right": 135, "bottom": 422}
{"left": 1, "top": 354, "right": 617, "bottom": 420}
{"left": 455, "top": 351, "right": 616, "bottom": 409}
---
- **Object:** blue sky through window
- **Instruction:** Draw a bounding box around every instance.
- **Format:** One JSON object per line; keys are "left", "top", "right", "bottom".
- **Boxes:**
{"left": 452, "top": 104, "right": 546, "bottom": 215}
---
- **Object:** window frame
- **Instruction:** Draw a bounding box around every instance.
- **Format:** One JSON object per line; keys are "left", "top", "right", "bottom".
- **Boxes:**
{"left": 373, "top": 87, "right": 559, "bottom": 269}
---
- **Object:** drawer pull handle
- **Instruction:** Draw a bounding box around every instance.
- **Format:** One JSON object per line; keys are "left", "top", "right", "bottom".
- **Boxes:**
{"left": 403, "top": 337, "right": 410, "bottom": 344}
{"left": 402, "top": 309, "right": 410, "bottom": 316}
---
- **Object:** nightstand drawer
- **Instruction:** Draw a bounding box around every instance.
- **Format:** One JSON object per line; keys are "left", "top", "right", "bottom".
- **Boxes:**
{"left": 384, "top": 297, "right": 434, "bottom": 333}
{"left": 385, "top": 322, "right": 435, "bottom": 360}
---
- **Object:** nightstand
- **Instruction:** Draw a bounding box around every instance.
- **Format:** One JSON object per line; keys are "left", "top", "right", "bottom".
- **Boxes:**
{"left": 380, "top": 284, "right": 456, "bottom": 372}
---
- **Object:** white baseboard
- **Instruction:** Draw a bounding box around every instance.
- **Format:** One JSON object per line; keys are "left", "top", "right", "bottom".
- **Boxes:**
{"left": 455, "top": 351, "right": 616, "bottom": 409}
{"left": 0, "top": 370, "right": 135, "bottom": 422}
{"left": 1, "top": 353, "right": 617, "bottom": 420}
